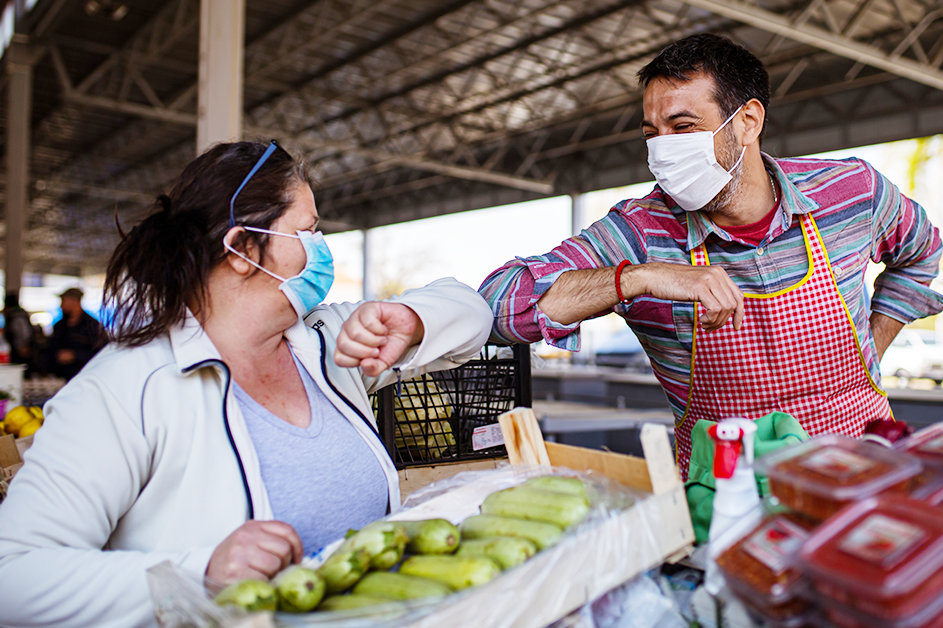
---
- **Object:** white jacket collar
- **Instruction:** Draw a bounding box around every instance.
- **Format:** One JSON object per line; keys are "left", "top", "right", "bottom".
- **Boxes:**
{"left": 168, "top": 310, "right": 224, "bottom": 373}
{"left": 168, "top": 310, "right": 316, "bottom": 374}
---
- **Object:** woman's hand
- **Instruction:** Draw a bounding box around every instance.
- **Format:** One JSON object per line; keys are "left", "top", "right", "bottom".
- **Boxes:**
{"left": 334, "top": 302, "right": 425, "bottom": 377}
{"left": 206, "top": 520, "right": 304, "bottom": 584}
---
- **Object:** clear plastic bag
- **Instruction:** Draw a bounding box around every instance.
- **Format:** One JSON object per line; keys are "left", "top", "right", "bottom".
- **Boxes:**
{"left": 588, "top": 573, "right": 687, "bottom": 628}
{"left": 148, "top": 465, "right": 668, "bottom": 628}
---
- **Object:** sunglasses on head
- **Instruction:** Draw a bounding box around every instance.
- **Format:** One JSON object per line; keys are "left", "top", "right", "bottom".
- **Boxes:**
{"left": 229, "top": 140, "right": 289, "bottom": 228}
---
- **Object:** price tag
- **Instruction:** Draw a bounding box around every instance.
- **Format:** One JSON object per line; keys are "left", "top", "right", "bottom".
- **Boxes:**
{"left": 743, "top": 518, "right": 809, "bottom": 574}
{"left": 472, "top": 423, "right": 505, "bottom": 451}
{"left": 799, "top": 447, "right": 875, "bottom": 480}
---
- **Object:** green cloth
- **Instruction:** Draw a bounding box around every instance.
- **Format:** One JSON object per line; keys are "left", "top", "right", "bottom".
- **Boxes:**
{"left": 684, "top": 412, "right": 809, "bottom": 544}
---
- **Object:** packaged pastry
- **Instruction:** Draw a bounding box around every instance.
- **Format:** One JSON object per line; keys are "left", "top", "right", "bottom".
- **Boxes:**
{"left": 800, "top": 495, "right": 943, "bottom": 623}
{"left": 755, "top": 435, "right": 921, "bottom": 520}
{"left": 895, "top": 423, "right": 943, "bottom": 469}
{"left": 716, "top": 513, "right": 815, "bottom": 621}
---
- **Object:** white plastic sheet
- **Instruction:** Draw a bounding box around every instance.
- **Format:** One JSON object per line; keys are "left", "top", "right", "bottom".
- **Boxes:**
{"left": 148, "top": 465, "right": 668, "bottom": 628}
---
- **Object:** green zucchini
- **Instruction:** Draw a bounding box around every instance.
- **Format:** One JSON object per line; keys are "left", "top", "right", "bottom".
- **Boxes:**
{"left": 401, "top": 519, "right": 461, "bottom": 555}
{"left": 455, "top": 536, "right": 537, "bottom": 570}
{"left": 214, "top": 579, "right": 277, "bottom": 612}
{"left": 460, "top": 514, "right": 563, "bottom": 550}
{"left": 481, "top": 486, "right": 589, "bottom": 529}
{"left": 353, "top": 571, "right": 452, "bottom": 600}
{"left": 318, "top": 594, "right": 392, "bottom": 611}
{"left": 273, "top": 566, "right": 325, "bottom": 613}
{"left": 523, "top": 476, "right": 590, "bottom": 502}
{"left": 316, "top": 546, "right": 371, "bottom": 594}
{"left": 399, "top": 555, "right": 499, "bottom": 590}
{"left": 343, "top": 522, "right": 409, "bottom": 570}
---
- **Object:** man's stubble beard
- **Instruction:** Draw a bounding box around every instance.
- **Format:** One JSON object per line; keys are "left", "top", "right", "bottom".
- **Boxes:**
{"left": 702, "top": 125, "right": 744, "bottom": 218}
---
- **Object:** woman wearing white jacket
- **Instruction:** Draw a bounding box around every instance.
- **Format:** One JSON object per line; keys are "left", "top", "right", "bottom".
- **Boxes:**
{"left": 0, "top": 141, "right": 493, "bottom": 627}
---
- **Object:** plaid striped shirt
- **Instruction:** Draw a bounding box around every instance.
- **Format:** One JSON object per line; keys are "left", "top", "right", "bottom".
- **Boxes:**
{"left": 479, "top": 155, "right": 943, "bottom": 419}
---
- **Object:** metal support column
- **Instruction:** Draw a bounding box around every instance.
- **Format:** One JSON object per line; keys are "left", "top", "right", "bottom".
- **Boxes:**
{"left": 362, "top": 229, "right": 375, "bottom": 301}
{"left": 197, "top": 0, "right": 245, "bottom": 154}
{"left": 571, "top": 192, "right": 586, "bottom": 236}
{"left": 5, "top": 37, "right": 39, "bottom": 298}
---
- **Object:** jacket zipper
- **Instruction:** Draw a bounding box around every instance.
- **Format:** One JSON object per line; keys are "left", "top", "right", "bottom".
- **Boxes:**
{"left": 314, "top": 328, "right": 395, "bottom": 514}
{"left": 314, "top": 328, "right": 385, "bottom": 442}
{"left": 185, "top": 358, "right": 255, "bottom": 520}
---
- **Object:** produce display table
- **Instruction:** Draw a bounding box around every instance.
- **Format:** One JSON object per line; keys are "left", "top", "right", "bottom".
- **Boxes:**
{"left": 148, "top": 424, "right": 695, "bottom": 628}
{"left": 21, "top": 376, "right": 66, "bottom": 407}
{"left": 533, "top": 399, "right": 675, "bottom": 434}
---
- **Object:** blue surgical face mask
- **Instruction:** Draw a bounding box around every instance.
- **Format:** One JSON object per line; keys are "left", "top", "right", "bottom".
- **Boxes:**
{"left": 224, "top": 227, "right": 334, "bottom": 318}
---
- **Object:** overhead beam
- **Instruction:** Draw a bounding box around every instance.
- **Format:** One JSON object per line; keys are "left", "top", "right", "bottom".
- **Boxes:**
{"left": 64, "top": 92, "right": 198, "bottom": 126}
{"left": 368, "top": 151, "right": 555, "bottom": 194}
{"left": 683, "top": 0, "right": 943, "bottom": 91}
{"left": 312, "top": 146, "right": 554, "bottom": 194}
{"left": 257, "top": 127, "right": 557, "bottom": 194}
{"left": 32, "top": 0, "right": 74, "bottom": 39}
{"left": 34, "top": 180, "right": 156, "bottom": 204}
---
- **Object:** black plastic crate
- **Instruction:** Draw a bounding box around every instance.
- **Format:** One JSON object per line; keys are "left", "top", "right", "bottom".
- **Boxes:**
{"left": 373, "top": 344, "right": 532, "bottom": 469}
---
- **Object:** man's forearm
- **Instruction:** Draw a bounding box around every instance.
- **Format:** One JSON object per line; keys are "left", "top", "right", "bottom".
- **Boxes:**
{"left": 870, "top": 312, "right": 905, "bottom": 360}
{"left": 536, "top": 265, "right": 649, "bottom": 325}
{"left": 536, "top": 261, "right": 745, "bottom": 332}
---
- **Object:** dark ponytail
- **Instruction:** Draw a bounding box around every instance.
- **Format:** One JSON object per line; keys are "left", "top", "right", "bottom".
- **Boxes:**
{"left": 104, "top": 142, "right": 308, "bottom": 346}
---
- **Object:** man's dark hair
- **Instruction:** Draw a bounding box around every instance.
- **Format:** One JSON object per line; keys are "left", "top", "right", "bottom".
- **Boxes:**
{"left": 637, "top": 34, "right": 771, "bottom": 140}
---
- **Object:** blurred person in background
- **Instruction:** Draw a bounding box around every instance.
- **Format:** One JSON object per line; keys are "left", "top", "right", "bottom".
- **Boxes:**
{"left": 30, "top": 324, "right": 50, "bottom": 376}
{"left": 49, "top": 287, "right": 104, "bottom": 380}
{"left": 3, "top": 292, "right": 38, "bottom": 376}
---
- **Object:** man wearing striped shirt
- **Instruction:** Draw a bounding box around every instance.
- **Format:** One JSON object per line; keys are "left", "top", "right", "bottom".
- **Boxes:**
{"left": 479, "top": 34, "right": 943, "bottom": 478}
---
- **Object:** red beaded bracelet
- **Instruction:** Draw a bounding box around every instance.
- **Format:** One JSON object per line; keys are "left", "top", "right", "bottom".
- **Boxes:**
{"left": 615, "top": 260, "right": 631, "bottom": 303}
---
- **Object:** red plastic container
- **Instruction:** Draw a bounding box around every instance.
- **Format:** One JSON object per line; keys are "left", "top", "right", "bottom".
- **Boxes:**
{"left": 815, "top": 593, "right": 943, "bottom": 628}
{"left": 717, "top": 514, "right": 813, "bottom": 621}
{"left": 896, "top": 424, "right": 943, "bottom": 469}
{"left": 755, "top": 435, "right": 921, "bottom": 521}
{"left": 910, "top": 469, "right": 943, "bottom": 506}
{"left": 800, "top": 495, "right": 943, "bottom": 622}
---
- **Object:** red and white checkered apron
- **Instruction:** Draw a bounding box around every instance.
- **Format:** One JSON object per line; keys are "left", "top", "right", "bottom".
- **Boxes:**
{"left": 675, "top": 213, "right": 891, "bottom": 480}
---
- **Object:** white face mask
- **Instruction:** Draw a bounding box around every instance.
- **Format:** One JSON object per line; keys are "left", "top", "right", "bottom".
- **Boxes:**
{"left": 646, "top": 104, "right": 746, "bottom": 211}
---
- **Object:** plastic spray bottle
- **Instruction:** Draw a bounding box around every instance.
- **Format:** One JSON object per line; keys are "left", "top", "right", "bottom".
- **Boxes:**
{"left": 704, "top": 417, "right": 761, "bottom": 595}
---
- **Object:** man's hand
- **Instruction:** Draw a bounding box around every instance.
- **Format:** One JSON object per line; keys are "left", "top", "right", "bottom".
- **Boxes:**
{"left": 206, "top": 520, "right": 304, "bottom": 584}
{"left": 334, "top": 302, "right": 425, "bottom": 377}
{"left": 632, "top": 263, "right": 745, "bottom": 332}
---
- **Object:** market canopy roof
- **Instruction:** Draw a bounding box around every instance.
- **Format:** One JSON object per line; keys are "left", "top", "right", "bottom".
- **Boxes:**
{"left": 3, "top": 0, "right": 943, "bottom": 274}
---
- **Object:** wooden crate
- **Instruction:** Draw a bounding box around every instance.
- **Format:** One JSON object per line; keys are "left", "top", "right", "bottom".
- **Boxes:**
{"left": 392, "top": 423, "right": 694, "bottom": 628}
{"left": 1, "top": 462, "right": 22, "bottom": 482}
{"left": 0, "top": 434, "right": 23, "bottom": 484}
{"left": 398, "top": 458, "right": 506, "bottom": 502}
